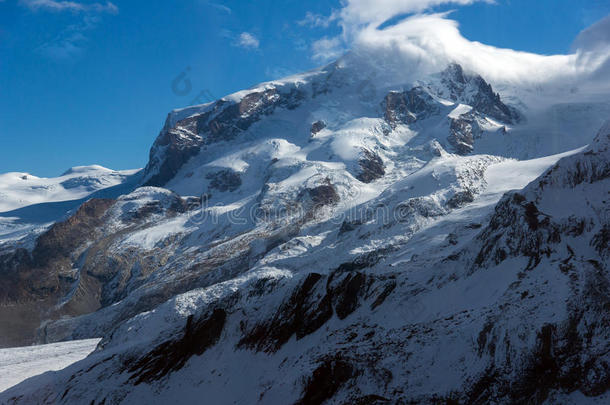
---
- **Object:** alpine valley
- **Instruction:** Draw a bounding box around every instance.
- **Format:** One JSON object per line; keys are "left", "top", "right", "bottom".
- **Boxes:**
{"left": 1, "top": 24, "right": 609, "bottom": 404}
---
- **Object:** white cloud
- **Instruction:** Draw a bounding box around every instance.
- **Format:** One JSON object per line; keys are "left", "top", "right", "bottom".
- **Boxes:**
{"left": 301, "top": 0, "right": 492, "bottom": 61}
{"left": 236, "top": 32, "right": 260, "bottom": 49}
{"left": 22, "top": 1, "right": 118, "bottom": 61}
{"left": 339, "top": 0, "right": 491, "bottom": 30}
{"left": 205, "top": 2, "right": 231, "bottom": 14}
{"left": 354, "top": 13, "right": 610, "bottom": 90}
{"left": 311, "top": 36, "right": 344, "bottom": 62}
{"left": 34, "top": 15, "right": 98, "bottom": 60}
{"left": 297, "top": 11, "right": 338, "bottom": 28}
{"left": 19, "top": 0, "right": 118, "bottom": 14}
{"left": 299, "top": 0, "right": 609, "bottom": 97}
{"left": 265, "top": 66, "right": 296, "bottom": 80}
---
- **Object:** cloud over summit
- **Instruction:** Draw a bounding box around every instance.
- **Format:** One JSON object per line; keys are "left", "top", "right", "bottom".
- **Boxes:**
{"left": 304, "top": 1, "right": 610, "bottom": 95}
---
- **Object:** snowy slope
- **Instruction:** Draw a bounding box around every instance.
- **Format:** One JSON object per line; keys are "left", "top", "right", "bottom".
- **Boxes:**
{"left": 0, "top": 166, "right": 141, "bottom": 252}
{"left": 0, "top": 166, "right": 139, "bottom": 213}
{"left": 0, "top": 136, "right": 605, "bottom": 403}
{"left": 0, "top": 338, "right": 99, "bottom": 393}
{"left": 0, "top": 50, "right": 608, "bottom": 404}
{"left": 2, "top": 123, "right": 607, "bottom": 404}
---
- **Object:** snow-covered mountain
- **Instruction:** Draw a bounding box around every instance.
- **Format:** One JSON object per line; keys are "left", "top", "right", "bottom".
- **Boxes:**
{"left": 0, "top": 165, "right": 141, "bottom": 252}
{"left": 0, "top": 166, "right": 141, "bottom": 348}
{"left": 0, "top": 166, "right": 139, "bottom": 214}
{"left": 0, "top": 49, "right": 608, "bottom": 403}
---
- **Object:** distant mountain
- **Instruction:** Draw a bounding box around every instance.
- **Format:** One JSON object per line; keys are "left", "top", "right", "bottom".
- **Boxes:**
{"left": 0, "top": 165, "right": 139, "bottom": 213}
{"left": 0, "top": 53, "right": 608, "bottom": 403}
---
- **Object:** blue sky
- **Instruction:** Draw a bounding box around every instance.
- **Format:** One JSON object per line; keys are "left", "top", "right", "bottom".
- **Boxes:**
{"left": 0, "top": 0, "right": 608, "bottom": 176}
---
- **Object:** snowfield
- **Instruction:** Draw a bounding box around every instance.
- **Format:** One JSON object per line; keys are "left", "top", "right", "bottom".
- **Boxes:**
{"left": 0, "top": 166, "right": 139, "bottom": 213}
{"left": 0, "top": 339, "right": 100, "bottom": 392}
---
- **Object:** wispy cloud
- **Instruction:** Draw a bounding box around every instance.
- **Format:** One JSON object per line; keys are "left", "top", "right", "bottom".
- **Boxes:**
{"left": 311, "top": 36, "right": 344, "bottom": 62}
{"left": 20, "top": 1, "right": 119, "bottom": 61}
{"left": 205, "top": 1, "right": 231, "bottom": 14}
{"left": 235, "top": 32, "right": 260, "bottom": 49}
{"left": 265, "top": 66, "right": 296, "bottom": 80}
{"left": 297, "top": 11, "right": 338, "bottom": 28}
{"left": 35, "top": 15, "right": 99, "bottom": 60}
{"left": 19, "top": 0, "right": 118, "bottom": 14}
{"left": 339, "top": 0, "right": 491, "bottom": 28}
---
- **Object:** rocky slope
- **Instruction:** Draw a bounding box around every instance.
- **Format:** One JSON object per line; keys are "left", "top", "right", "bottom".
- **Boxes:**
{"left": 2, "top": 123, "right": 608, "bottom": 404}
{"left": 0, "top": 166, "right": 140, "bottom": 348}
{"left": 0, "top": 53, "right": 608, "bottom": 403}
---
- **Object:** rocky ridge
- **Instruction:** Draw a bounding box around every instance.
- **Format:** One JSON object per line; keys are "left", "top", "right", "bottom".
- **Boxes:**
{"left": 0, "top": 56, "right": 608, "bottom": 404}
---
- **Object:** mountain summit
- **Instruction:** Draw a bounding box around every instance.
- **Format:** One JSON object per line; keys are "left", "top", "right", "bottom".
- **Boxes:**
{"left": 0, "top": 54, "right": 609, "bottom": 403}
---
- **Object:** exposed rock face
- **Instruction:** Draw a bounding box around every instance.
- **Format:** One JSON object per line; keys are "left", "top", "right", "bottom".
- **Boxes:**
{"left": 0, "top": 198, "right": 115, "bottom": 304}
{"left": 0, "top": 189, "right": 209, "bottom": 346}
{"left": 310, "top": 120, "right": 326, "bottom": 136}
{"left": 357, "top": 149, "right": 385, "bottom": 183}
{"left": 383, "top": 86, "right": 439, "bottom": 128}
{"left": 473, "top": 123, "right": 609, "bottom": 271}
{"left": 141, "top": 114, "right": 204, "bottom": 188}
{"left": 296, "top": 355, "right": 355, "bottom": 405}
{"left": 238, "top": 272, "right": 334, "bottom": 352}
{"left": 0, "top": 198, "right": 115, "bottom": 347}
{"left": 448, "top": 112, "right": 483, "bottom": 155}
{"left": 445, "top": 189, "right": 476, "bottom": 209}
{"left": 127, "top": 308, "right": 227, "bottom": 385}
{"left": 299, "top": 181, "right": 340, "bottom": 211}
{"left": 383, "top": 63, "right": 519, "bottom": 132}
{"left": 206, "top": 169, "right": 242, "bottom": 192}
{"left": 238, "top": 269, "right": 376, "bottom": 353}
{"left": 381, "top": 64, "right": 519, "bottom": 155}
{"left": 439, "top": 63, "right": 521, "bottom": 124}
{"left": 143, "top": 87, "right": 305, "bottom": 187}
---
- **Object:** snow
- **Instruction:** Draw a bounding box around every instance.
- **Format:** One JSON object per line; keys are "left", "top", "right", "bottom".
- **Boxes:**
{"left": 123, "top": 216, "right": 194, "bottom": 250}
{"left": 448, "top": 103, "right": 472, "bottom": 119}
{"left": 483, "top": 147, "right": 584, "bottom": 196}
{"left": 0, "top": 165, "right": 141, "bottom": 252}
{"left": 0, "top": 165, "right": 139, "bottom": 213}
{"left": 0, "top": 338, "right": 100, "bottom": 392}
{"left": 0, "top": 53, "right": 609, "bottom": 404}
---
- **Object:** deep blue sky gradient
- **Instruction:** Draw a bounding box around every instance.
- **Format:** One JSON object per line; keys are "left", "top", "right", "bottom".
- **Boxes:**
{"left": 0, "top": 0, "right": 608, "bottom": 176}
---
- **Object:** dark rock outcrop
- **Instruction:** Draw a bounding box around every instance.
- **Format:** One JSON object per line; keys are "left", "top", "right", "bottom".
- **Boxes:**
{"left": 440, "top": 63, "right": 520, "bottom": 124}
{"left": 0, "top": 198, "right": 115, "bottom": 303}
{"left": 143, "top": 87, "right": 305, "bottom": 187}
{"left": 296, "top": 355, "right": 355, "bottom": 405}
{"left": 128, "top": 308, "right": 227, "bottom": 385}
{"left": 206, "top": 169, "right": 242, "bottom": 192}
{"left": 447, "top": 113, "right": 482, "bottom": 155}
{"left": 299, "top": 181, "right": 340, "bottom": 211}
{"left": 357, "top": 149, "right": 385, "bottom": 183}
{"left": 238, "top": 272, "right": 333, "bottom": 352}
{"left": 311, "top": 120, "right": 327, "bottom": 136}
{"left": 383, "top": 86, "right": 439, "bottom": 128}
{"left": 0, "top": 198, "right": 115, "bottom": 347}
{"left": 446, "top": 190, "right": 476, "bottom": 209}
{"left": 238, "top": 271, "right": 370, "bottom": 353}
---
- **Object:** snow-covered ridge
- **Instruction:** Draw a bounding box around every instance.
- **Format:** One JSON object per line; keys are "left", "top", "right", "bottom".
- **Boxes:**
{"left": 4, "top": 121, "right": 607, "bottom": 403}
{"left": 0, "top": 165, "right": 140, "bottom": 213}
{"left": 0, "top": 54, "right": 608, "bottom": 404}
